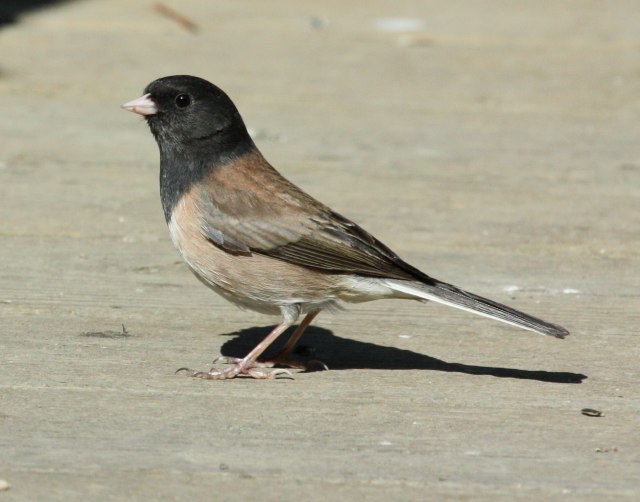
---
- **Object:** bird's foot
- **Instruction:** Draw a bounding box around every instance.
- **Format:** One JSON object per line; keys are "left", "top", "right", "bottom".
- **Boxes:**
{"left": 214, "top": 355, "right": 328, "bottom": 372}
{"left": 176, "top": 362, "right": 293, "bottom": 380}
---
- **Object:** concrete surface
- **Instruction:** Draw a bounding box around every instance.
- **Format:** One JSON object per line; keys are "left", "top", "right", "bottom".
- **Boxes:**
{"left": 1, "top": 0, "right": 639, "bottom": 500}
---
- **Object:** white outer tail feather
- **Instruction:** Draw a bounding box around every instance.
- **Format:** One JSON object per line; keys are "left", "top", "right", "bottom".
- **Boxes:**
{"left": 383, "top": 278, "right": 569, "bottom": 338}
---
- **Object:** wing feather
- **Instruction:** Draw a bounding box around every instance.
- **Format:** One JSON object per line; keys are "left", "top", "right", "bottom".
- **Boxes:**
{"left": 193, "top": 154, "right": 419, "bottom": 280}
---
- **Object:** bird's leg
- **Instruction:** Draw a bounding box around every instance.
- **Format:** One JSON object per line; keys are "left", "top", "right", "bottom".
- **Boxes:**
{"left": 267, "top": 311, "right": 325, "bottom": 369}
{"left": 178, "top": 319, "right": 295, "bottom": 380}
{"left": 214, "top": 311, "right": 326, "bottom": 371}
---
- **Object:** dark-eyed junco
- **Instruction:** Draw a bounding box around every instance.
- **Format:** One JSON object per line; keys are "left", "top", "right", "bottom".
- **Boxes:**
{"left": 122, "top": 75, "right": 569, "bottom": 380}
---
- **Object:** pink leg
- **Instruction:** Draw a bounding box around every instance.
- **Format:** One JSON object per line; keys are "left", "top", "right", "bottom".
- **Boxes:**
{"left": 268, "top": 311, "right": 322, "bottom": 367}
{"left": 177, "top": 320, "right": 294, "bottom": 380}
{"left": 214, "top": 311, "right": 326, "bottom": 370}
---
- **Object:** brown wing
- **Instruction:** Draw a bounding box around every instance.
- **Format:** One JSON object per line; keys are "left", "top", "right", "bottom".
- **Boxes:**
{"left": 194, "top": 149, "right": 420, "bottom": 281}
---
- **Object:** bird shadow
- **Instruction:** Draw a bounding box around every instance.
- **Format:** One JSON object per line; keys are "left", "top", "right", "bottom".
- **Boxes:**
{"left": 219, "top": 325, "right": 587, "bottom": 384}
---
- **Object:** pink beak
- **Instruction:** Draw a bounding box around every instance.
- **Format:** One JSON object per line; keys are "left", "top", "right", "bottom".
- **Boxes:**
{"left": 121, "top": 93, "right": 158, "bottom": 116}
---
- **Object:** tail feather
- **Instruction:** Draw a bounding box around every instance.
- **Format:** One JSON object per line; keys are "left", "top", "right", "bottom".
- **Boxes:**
{"left": 385, "top": 278, "right": 569, "bottom": 339}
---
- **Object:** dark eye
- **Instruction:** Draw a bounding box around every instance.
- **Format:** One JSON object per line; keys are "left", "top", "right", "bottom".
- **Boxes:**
{"left": 174, "top": 94, "right": 191, "bottom": 108}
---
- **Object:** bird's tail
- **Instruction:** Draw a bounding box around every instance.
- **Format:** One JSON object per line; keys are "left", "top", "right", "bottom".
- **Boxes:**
{"left": 384, "top": 278, "right": 569, "bottom": 338}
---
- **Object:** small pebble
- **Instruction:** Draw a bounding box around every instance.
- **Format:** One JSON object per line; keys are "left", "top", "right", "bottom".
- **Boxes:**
{"left": 309, "top": 16, "right": 329, "bottom": 30}
{"left": 0, "top": 479, "right": 10, "bottom": 491}
{"left": 581, "top": 408, "right": 603, "bottom": 417}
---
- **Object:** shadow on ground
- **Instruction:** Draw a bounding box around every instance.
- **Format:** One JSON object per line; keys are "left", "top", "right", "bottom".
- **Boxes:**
{"left": 0, "top": 0, "right": 75, "bottom": 27}
{"left": 219, "top": 325, "right": 587, "bottom": 384}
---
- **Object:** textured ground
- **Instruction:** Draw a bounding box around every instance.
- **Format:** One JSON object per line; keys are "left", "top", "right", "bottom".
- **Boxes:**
{"left": 1, "top": 1, "right": 639, "bottom": 500}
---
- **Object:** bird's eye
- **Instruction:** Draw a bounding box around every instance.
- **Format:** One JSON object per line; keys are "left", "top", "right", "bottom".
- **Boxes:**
{"left": 174, "top": 94, "right": 191, "bottom": 108}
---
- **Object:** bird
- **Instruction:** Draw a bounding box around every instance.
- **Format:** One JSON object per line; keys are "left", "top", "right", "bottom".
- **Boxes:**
{"left": 121, "top": 75, "right": 569, "bottom": 380}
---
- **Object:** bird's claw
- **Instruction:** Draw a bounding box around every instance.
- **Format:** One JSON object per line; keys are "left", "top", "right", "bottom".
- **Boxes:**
{"left": 212, "top": 354, "right": 327, "bottom": 372}
{"left": 305, "top": 359, "right": 329, "bottom": 372}
{"left": 212, "top": 355, "right": 274, "bottom": 367}
{"left": 176, "top": 364, "right": 294, "bottom": 380}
